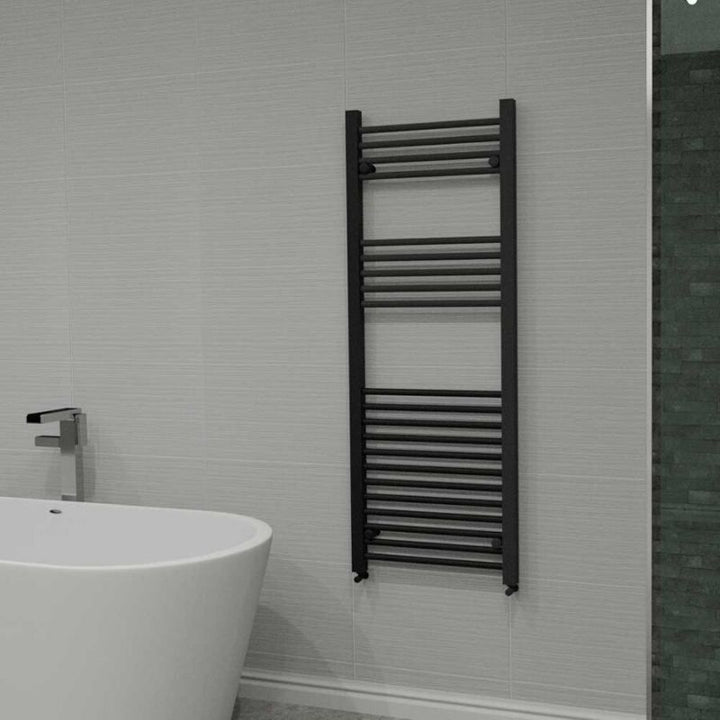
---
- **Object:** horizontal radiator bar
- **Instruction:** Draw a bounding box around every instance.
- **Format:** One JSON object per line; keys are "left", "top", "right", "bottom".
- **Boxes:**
{"left": 365, "top": 418, "right": 501, "bottom": 429}
{"left": 362, "top": 167, "right": 499, "bottom": 180}
{"left": 364, "top": 463, "right": 502, "bottom": 477}
{"left": 362, "top": 250, "right": 501, "bottom": 262}
{"left": 364, "top": 388, "right": 501, "bottom": 397}
{"left": 365, "top": 449, "right": 501, "bottom": 461}
{"left": 369, "top": 538, "right": 502, "bottom": 554}
{"left": 367, "top": 508, "right": 502, "bottom": 523}
{"left": 365, "top": 477, "right": 502, "bottom": 492}
{"left": 362, "top": 236, "right": 500, "bottom": 247}
{"left": 366, "top": 522, "right": 502, "bottom": 539}
{"left": 363, "top": 299, "right": 501, "bottom": 308}
{"left": 360, "top": 134, "right": 500, "bottom": 149}
{"left": 367, "top": 492, "right": 503, "bottom": 508}
{"left": 363, "top": 150, "right": 499, "bottom": 164}
{"left": 362, "top": 282, "right": 501, "bottom": 293}
{"left": 364, "top": 433, "right": 501, "bottom": 445}
{"left": 362, "top": 118, "right": 499, "bottom": 133}
{"left": 365, "top": 402, "right": 501, "bottom": 413}
{"left": 363, "top": 267, "right": 499, "bottom": 277}
{"left": 365, "top": 553, "right": 503, "bottom": 570}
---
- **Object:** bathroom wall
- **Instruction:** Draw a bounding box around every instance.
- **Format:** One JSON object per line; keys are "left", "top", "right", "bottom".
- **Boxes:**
{"left": 0, "top": 0, "right": 649, "bottom": 715}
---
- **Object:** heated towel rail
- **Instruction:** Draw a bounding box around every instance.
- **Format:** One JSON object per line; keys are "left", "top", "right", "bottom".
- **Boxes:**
{"left": 345, "top": 99, "right": 518, "bottom": 595}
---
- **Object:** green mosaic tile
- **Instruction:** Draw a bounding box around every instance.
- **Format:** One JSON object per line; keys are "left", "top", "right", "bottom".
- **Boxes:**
{"left": 654, "top": 42, "right": 720, "bottom": 720}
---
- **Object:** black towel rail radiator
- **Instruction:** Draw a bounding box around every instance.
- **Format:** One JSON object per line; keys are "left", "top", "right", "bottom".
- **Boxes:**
{"left": 345, "top": 99, "right": 518, "bottom": 596}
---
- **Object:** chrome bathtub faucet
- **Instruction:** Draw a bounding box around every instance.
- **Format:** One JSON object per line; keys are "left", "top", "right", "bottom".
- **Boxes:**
{"left": 26, "top": 408, "right": 87, "bottom": 502}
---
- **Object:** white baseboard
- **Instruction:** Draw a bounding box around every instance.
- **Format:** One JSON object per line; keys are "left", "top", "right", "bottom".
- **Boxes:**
{"left": 240, "top": 670, "right": 645, "bottom": 720}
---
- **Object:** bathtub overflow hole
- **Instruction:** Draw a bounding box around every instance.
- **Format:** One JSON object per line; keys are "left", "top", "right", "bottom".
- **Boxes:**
{"left": 49, "top": 509, "right": 62, "bottom": 515}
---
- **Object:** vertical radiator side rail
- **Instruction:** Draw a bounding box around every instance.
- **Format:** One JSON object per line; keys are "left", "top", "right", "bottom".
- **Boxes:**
{"left": 346, "top": 110, "right": 369, "bottom": 582}
{"left": 499, "top": 98, "right": 519, "bottom": 595}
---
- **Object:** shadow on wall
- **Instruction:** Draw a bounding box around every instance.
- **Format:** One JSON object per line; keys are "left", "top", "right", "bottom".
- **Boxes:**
{"left": 248, "top": 605, "right": 330, "bottom": 668}
{"left": 247, "top": 555, "right": 348, "bottom": 676}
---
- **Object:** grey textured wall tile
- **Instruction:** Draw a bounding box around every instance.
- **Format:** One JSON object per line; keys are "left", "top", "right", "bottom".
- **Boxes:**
{"left": 512, "top": 681, "right": 647, "bottom": 715}
{"left": 366, "top": 320, "right": 500, "bottom": 386}
{"left": 354, "top": 566, "right": 509, "bottom": 681}
{"left": 0, "top": 86, "right": 65, "bottom": 180}
{"left": 204, "top": 363, "right": 348, "bottom": 466}
{"left": 0, "top": 179, "right": 68, "bottom": 275}
{"left": 519, "top": 363, "right": 647, "bottom": 479}
{"left": 346, "top": 47, "right": 506, "bottom": 125}
{"left": 244, "top": 653, "right": 354, "bottom": 681}
{"left": 364, "top": 179, "right": 499, "bottom": 239}
{"left": 355, "top": 664, "right": 510, "bottom": 698}
{"left": 0, "top": 450, "right": 63, "bottom": 500}
{"left": 204, "top": 459, "right": 350, "bottom": 563}
{"left": 508, "top": 0, "right": 646, "bottom": 46}
{"left": 511, "top": 579, "right": 646, "bottom": 697}
{"left": 249, "top": 557, "right": 354, "bottom": 664}
{"left": 199, "top": 164, "right": 347, "bottom": 366}
{"left": 198, "top": 62, "right": 344, "bottom": 172}
{"left": 67, "top": 174, "right": 200, "bottom": 279}
{"left": 197, "top": 0, "right": 344, "bottom": 72}
{"left": 520, "top": 473, "right": 647, "bottom": 586}
{"left": 517, "top": 148, "right": 648, "bottom": 370}
{"left": 0, "top": 363, "right": 72, "bottom": 453}
{"left": 199, "top": 165, "right": 346, "bottom": 273}
{"left": 0, "top": 0, "right": 62, "bottom": 90}
{"left": 366, "top": 360, "right": 499, "bottom": 395}
{"left": 69, "top": 275, "right": 203, "bottom": 364}
{"left": 86, "top": 454, "right": 207, "bottom": 509}
{"left": 346, "top": 0, "right": 505, "bottom": 60}
{"left": 0, "top": 273, "right": 70, "bottom": 360}
{"left": 72, "top": 362, "right": 205, "bottom": 458}
{"left": 508, "top": 34, "right": 646, "bottom": 152}
{"left": 66, "top": 75, "right": 198, "bottom": 177}
{"left": 62, "top": 0, "right": 197, "bottom": 83}
{"left": 67, "top": 174, "right": 202, "bottom": 363}
{"left": 202, "top": 265, "right": 346, "bottom": 368}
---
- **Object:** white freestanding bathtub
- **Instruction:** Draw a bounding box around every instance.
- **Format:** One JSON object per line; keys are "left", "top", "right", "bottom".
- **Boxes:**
{"left": 0, "top": 496, "right": 271, "bottom": 720}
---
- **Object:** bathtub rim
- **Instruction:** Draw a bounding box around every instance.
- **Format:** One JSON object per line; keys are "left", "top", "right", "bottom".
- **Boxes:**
{"left": 0, "top": 495, "right": 272, "bottom": 573}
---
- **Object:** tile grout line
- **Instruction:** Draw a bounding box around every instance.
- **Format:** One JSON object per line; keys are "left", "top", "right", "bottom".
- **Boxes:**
{"left": 56, "top": 59, "right": 345, "bottom": 92}
{"left": 351, "top": 570, "right": 358, "bottom": 681}
{"left": 504, "top": 0, "right": 509, "bottom": 94}
{"left": 508, "top": 594, "right": 514, "bottom": 699}
{"left": 0, "top": 145, "right": 650, "bottom": 187}
{"left": 346, "top": 31, "right": 644, "bottom": 64}
{"left": 505, "top": 3, "right": 512, "bottom": 698}
{"left": 342, "top": 0, "right": 357, "bottom": 683}
{"left": 342, "top": 0, "right": 349, "bottom": 109}
{"left": 58, "top": 0, "right": 75, "bottom": 400}
{"left": 0, "top": 26, "right": 645, "bottom": 98}
{"left": 507, "top": 29, "right": 646, "bottom": 50}
{"left": 0, "top": 144, "right": 649, "bottom": 187}
{"left": 193, "top": 0, "right": 210, "bottom": 494}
